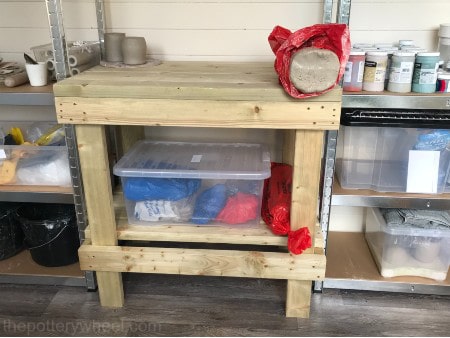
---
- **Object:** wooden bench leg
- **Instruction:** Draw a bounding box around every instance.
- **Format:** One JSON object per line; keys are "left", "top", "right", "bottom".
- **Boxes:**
{"left": 97, "top": 271, "right": 124, "bottom": 307}
{"left": 283, "top": 129, "right": 324, "bottom": 318}
{"left": 76, "top": 125, "right": 124, "bottom": 307}
{"left": 286, "top": 280, "right": 312, "bottom": 318}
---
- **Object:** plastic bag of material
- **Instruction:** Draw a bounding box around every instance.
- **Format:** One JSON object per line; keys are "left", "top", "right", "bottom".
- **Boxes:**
{"left": 192, "top": 184, "right": 227, "bottom": 225}
{"left": 268, "top": 23, "right": 351, "bottom": 99}
{"left": 261, "top": 162, "right": 311, "bottom": 255}
{"left": 16, "top": 151, "right": 72, "bottom": 186}
{"left": 124, "top": 177, "right": 201, "bottom": 201}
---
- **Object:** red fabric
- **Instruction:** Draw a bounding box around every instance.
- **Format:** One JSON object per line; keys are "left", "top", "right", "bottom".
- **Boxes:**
{"left": 216, "top": 192, "right": 259, "bottom": 224}
{"left": 268, "top": 23, "right": 351, "bottom": 99}
{"left": 261, "top": 162, "right": 312, "bottom": 255}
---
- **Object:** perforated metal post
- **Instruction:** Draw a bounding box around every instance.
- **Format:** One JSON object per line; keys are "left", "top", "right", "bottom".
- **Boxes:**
{"left": 322, "top": 0, "right": 334, "bottom": 24}
{"left": 46, "top": 0, "right": 96, "bottom": 290}
{"left": 337, "top": 0, "right": 352, "bottom": 25}
{"left": 95, "top": 0, "right": 106, "bottom": 59}
{"left": 45, "top": 0, "right": 69, "bottom": 81}
{"left": 314, "top": 0, "right": 349, "bottom": 293}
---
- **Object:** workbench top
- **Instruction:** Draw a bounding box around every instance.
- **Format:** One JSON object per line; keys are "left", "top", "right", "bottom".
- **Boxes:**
{"left": 54, "top": 61, "right": 342, "bottom": 130}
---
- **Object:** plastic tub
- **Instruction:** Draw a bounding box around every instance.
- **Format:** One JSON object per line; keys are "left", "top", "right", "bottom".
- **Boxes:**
{"left": 412, "top": 52, "right": 440, "bottom": 93}
{"left": 387, "top": 51, "right": 415, "bottom": 93}
{"left": 362, "top": 51, "right": 388, "bottom": 92}
{"left": 335, "top": 125, "right": 450, "bottom": 194}
{"left": 113, "top": 141, "right": 271, "bottom": 226}
{"left": 16, "top": 204, "right": 80, "bottom": 267}
{"left": 343, "top": 50, "right": 365, "bottom": 92}
{"left": 365, "top": 207, "right": 450, "bottom": 281}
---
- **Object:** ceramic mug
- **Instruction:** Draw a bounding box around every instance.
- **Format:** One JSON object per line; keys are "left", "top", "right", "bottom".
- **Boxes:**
{"left": 122, "top": 37, "right": 147, "bottom": 65}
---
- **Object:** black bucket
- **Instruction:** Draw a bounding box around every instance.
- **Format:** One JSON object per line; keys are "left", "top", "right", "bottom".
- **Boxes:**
{"left": 15, "top": 203, "right": 80, "bottom": 267}
{"left": 0, "top": 203, "right": 24, "bottom": 260}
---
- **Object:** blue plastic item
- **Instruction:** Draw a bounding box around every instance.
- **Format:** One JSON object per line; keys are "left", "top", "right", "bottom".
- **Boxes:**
{"left": 124, "top": 177, "right": 201, "bottom": 201}
{"left": 414, "top": 130, "right": 450, "bottom": 151}
{"left": 191, "top": 184, "right": 227, "bottom": 225}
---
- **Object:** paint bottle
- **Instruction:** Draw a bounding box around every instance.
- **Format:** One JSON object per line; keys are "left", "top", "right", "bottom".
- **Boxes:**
{"left": 412, "top": 52, "right": 440, "bottom": 93}
{"left": 362, "top": 51, "right": 388, "bottom": 92}
{"left": 387, "top": 51, "right": 415, "bottom": 93}
{"left": 343, "top": 50, "right": 366, "bottom": 92}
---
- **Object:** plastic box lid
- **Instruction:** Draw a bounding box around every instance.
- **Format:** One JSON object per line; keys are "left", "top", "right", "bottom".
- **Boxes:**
{"left": 113, "top": 141, "right": 271, "bottom": 180}
{"left": 373, "top": 208, "right": 450, "bottom": 238}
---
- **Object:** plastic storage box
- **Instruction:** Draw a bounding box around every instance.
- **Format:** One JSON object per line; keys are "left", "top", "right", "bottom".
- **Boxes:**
{"left": 365, "top": 207, "right": 450, "bottom": 281}
{"left": 336, "top": 126, "right": 450, "bottom": 193}
{"left": 113, "top": 141, "right": 271, "bottom": 226}
{"left": 0, "top": 122, "right": 71, "bottom": 187}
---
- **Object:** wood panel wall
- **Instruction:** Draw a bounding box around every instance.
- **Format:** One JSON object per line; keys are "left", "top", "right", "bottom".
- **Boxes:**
{"left": 3, "top": 0, "right": 449, "bottom": 63}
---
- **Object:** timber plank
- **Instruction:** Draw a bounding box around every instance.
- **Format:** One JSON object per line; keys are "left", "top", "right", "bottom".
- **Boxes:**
{"left": 78, "top": 244, "right": 326, "bottom": 281}
{"left": 56, "top": 97, "right": 340, "bottom": 129}
{"left": 53, "top": 62, "right": 342, "bottom": 104}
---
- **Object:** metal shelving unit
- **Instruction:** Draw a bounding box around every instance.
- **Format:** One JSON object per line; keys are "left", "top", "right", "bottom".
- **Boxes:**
{"left": 321, "top": 0, "right": 450, "bottom": 294}
{"left": 0, "top": 85, "right": 87, "bottom": 287}
{"left": 0, "top": 0, "right": 95, "bottom": 289}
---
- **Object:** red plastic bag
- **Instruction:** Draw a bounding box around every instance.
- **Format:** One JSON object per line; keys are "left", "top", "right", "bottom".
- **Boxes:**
{"left": 268, "top": 23, "right": 351, "bottom": 99}
{"left": 261, "top": 162, "right": 312, "bottom": 255}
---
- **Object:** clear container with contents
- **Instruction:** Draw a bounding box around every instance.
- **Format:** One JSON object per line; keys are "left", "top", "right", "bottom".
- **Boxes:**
{"left": 113, "top": 140, "right": 271, "bottom": 226}
{"left": 387, "top": 51, "right": 415, "bottom": 93}
{"left": 412, "top": 52, "right": 440, "bottom": 93}
{"left": 365, "top": 207, "right": 450, "bottom": 281}
{"left": 343, "top": 50, "right": 366, "bottom": 92}
{"left": 362, "top": 51, "right": 388, "bottom": 92}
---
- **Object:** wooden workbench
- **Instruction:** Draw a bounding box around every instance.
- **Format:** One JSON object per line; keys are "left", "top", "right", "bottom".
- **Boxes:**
{"left": 53, "top": 61, "right": 341, "bottom": 318}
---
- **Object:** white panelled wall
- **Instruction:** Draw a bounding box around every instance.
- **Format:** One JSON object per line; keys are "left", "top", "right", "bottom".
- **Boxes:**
{"left": 1, "top": 0, "right": 450, "bottom": 232}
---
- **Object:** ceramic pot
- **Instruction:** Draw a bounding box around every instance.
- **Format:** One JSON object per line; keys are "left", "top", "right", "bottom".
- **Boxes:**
{"left": 104, "top": 32, "right": 125, "bottom": 62}
{"left": 122, "top": 37, "right": 147, "bottom": 65}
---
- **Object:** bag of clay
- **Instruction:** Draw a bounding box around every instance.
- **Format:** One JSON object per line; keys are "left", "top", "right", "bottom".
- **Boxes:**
{"left": 268, "top": 23, "right": 351, "bottom": 99}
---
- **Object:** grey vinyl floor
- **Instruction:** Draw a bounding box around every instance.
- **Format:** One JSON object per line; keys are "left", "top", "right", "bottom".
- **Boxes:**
{"left": 0, "top": 273, "right": 449, "bottom": 337}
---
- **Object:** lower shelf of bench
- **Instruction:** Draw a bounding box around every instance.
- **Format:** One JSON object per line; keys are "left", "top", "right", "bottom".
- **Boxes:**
{"left": 78, "top": 243, "right": 326, "bottom": 280}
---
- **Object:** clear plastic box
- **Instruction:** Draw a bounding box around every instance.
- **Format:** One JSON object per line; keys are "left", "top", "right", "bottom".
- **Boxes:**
{"left": 113, "top": 140, "right": 271, "bottom": 226}
{"left": 335, "top": 126, "right": 450, "bottom": 193}
{"left": 365, "top": 207, "right": 450, "bottom": 281}
{"left": 0, "top": 122, "right": 70, "bottom": 187}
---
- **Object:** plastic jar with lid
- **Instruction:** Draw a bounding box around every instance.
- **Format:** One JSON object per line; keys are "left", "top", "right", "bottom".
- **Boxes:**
{"left": 436, "top": 73, "right": 450, "bottom": 92}
{"left": 399, "top": 39, "right": 414, "bottom": 48}
{"left": 401, "top": 47, "right": 427, "bottom": 53}
{"left": 374, "top": 43, "right": 395, "bottom": 49}
{"left": 438, "top": 24, "right": 450, "bottom": 71}
{"left": 362, "top": 51, "right": 388, "bottom": 92}
{"left": 343, "top": 50, "right": 366, "bottom": 92}
{"left": 379, "top": 48, "right": 399, "bottom": 89}
{"left": 412, "top": 52, "right": 440, "bottom": 93}
{"left": 387, "top": 51, "right": 415, "bottom": 93}
{"left": 353, "top": 43, "right": 373, "bottom": 49}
